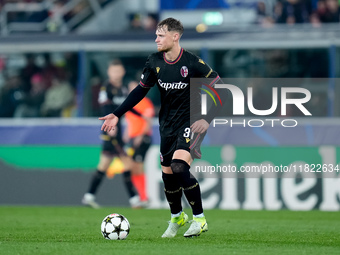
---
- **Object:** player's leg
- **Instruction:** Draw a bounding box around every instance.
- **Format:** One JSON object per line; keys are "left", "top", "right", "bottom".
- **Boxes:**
{"left": 161, "top": 165, "right": 189, "bottom": 238}
{"left": 82, "top": 152, "right": 113, "bottom": 209}
{"left": 171, "top": 149, "right": 208, "bottom": 237}
{"left": 130, "top": 135, "right": 151, "bottom": 204}
{"left": 161, "top": 136, "right": 188, "bottom": 238}
{"left": 173, "top": 125, "right": 208, "bottom": 237}
{"left": 108, "top": 132, "right": 141, "bottom": 208}
{"left": 120, "top": 155, "right": 141, "bottom": 208}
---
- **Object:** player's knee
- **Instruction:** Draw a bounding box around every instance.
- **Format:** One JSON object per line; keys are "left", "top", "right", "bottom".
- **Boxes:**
{"left": 170, "top": 159, "right": 190, "bottom": 174}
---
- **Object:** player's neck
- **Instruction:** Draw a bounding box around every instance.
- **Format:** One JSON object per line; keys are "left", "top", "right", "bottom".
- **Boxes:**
{"left": 164, "top": 45, "right": 182, "bottom": 62}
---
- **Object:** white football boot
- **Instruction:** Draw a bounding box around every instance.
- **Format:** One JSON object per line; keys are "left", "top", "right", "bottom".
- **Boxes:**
{"left": 183, "top": 217, "right": 208, "bottom": 237}
{"left": 82, "top": 193, "right": 100, "bottom": 209}
{"left": 162, "top": 212, "right": 189, "bottom": 238}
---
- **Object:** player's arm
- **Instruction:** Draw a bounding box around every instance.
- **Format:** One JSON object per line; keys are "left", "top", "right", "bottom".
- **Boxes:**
{"left": 190, "top": 57, "right": 227, "bottom": 133}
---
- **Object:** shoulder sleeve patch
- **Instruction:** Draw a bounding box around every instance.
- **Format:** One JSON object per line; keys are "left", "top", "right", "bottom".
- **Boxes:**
{"left": 205, "top": 69, "right": 213, "bottom": 78}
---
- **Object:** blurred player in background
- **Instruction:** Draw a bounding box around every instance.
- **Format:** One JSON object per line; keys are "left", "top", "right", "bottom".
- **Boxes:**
{"left": 99, "top": 18, "right": 226, "bottom": 238}
{"left": 82, "top": 59, "right": 143, "bottom": 209}
{"left": 124, "top": 80, "right": 154, "bottom": 206}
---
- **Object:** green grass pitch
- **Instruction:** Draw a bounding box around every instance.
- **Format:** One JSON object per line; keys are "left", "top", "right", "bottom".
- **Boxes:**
{"left": 1, "top": 207, "right": 339, "bottom": 255}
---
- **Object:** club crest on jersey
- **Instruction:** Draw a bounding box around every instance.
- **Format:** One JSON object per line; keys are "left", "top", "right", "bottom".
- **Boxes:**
{"left": 180, "top": 66, "right": 188, "bottom": 77}
{"left": 156, "top": 67, "right": 160, "bottom": 73}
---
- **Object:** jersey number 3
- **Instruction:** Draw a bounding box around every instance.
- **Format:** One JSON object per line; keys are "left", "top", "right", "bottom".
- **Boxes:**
{"left": 183, "top": 127, "right": 191, "bottom": 138}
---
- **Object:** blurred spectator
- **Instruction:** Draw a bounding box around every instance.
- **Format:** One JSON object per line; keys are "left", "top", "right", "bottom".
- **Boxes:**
{"left": 279, "top": 0, "right": 311, "bottom": 24}
{"left": 321, "top": 0, "right": 340, "bottom": 22}
{"left": 143, "top": 13, "right": 158, "bottom": 32}
{"left": 40, "top": 76, "right": 74, "bottom": 117}
{"left": 257, "top": 1, "right": 267, "bottom": 18}
{"left": 256, "top": 1, "right": 276, "bottom": 27}
{"left": 41, "top": 53, "right": 64, "bottom": 88}
{"left": 63, "top": 52, "right": 78, "bottom": 88}
{"left": 317, "top": 0, "right": 328, "bottom": 19}
{"left": 129, "top": 13, "right": 159, "bottom": 32}
{"left": 129, "top": 13, "right": 144, "bottom": 31}
{"left": 20, "top": 54, "right": 42, "bottom": 93}
{"left": 14, "top": 73, "right": 46, "bottom": 118}
{"left": 310, "top": 12, "right": 322, "bottom": 26}
{"left": 0, "top": 72, "right": 25, "bottom": 117}
{"left": 269, "top": 0, "right": 339, "bottom": 25}
{"left": 47, "top": 0, "right": 66, "bottom": 32}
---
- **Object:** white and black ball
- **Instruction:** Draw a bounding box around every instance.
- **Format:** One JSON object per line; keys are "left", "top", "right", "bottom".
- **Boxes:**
{"left": 101, "top": 213, "right": 130, "bottom": 240}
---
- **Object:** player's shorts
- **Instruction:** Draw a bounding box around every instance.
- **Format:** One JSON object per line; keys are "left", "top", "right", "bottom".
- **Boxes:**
{"left": 101, "top": 133, "right": 126, "bottom": 157}
{"left": 160, "top": 124, "right": 206, "bottom": 167}
{"left": 128, "top": 135, "right": 152, "bottom": 163}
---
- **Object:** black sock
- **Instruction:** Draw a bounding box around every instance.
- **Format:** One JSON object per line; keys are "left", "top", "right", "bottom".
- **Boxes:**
{"left": 88, "top": 170, "right": 105, "bottom": 194}
{"left": 162, "top": 172, "right": 183, "bottom": 214}
{"left": 123, "top": 171, "right": 137, "bottom": 198}
{"left": 171, "top": 159, "right": 203, "bottom": 216}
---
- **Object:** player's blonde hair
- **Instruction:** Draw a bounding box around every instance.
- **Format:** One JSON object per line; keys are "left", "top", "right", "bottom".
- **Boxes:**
{"left": 157, "top": 17, "right": 184, "bottom": 36}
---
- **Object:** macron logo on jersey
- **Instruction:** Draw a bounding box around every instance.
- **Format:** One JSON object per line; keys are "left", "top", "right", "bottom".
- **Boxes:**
{"left": 158, "top": 79, "right": 188, "bottom": 91}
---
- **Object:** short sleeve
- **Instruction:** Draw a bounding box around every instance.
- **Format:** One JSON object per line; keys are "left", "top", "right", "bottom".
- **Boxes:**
{"left": 140, "top": 56, "right": 157, "bottom": 88}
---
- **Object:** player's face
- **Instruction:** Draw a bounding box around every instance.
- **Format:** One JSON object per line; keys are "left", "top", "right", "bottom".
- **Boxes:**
{"left": 155, "top": 26, "right": 177, "bottom": 52}
{"left": 107, "top": 64, "right": 125, "bottom": 86}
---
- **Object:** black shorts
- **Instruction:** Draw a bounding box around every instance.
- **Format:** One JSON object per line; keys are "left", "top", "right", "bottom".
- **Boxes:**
{"left": 101, "top": 133, "right": 126, "bottom": 156}
{"left": 160, "top": 124, "right": 206, "bottom": 167}
{"left": 128, "top": 135, "right": 152, "bottom": 162}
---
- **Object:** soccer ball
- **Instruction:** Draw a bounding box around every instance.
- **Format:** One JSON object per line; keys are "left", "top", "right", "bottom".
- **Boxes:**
{"left": 101, "top": 213, "right": 130, "bottom": 240}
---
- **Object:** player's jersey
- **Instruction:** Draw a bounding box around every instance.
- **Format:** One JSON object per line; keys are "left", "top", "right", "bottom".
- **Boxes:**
{"left": 139, "top": 48, "right": 219, "bottom": 136}
{"left": 98, "top": 81, "right": 129, "bottom": 116}
{"left": 125, "top": 97, "right": 155, "bottom": 138}
{"left": 98, "top": 81, "right": 128, "bottom": 137}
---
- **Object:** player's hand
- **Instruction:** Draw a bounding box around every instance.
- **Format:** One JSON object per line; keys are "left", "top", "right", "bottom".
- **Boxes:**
{"left": 99, "top": 113, "right": 119, "bottom": 132}
{"left": 190, "top": 119, "right": 209, "bottom": 134}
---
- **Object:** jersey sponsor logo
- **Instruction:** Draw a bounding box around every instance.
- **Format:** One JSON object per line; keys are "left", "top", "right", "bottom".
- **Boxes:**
{"left": 180, "top": 66, "right": 188, "bottom": 77}
{"left": 141, "top": 74, "right": 144, "bottom": 79}
{"left": 158, "top": 79, "right": 188, "bottom": 91}
{"left": 156, "top": 67, "right": 160, "bottom": 73}
{"left": 199, "top": 59, "right": 205, "bottom": 65}
{"left": 186, "top": 138, "right": 190, "bottom": 143}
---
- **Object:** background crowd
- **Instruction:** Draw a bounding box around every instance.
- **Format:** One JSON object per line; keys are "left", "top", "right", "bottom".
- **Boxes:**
{"left": 257, "top": 0, "right": 340, "bottom": 26}
{"left": 0, "top": 0, "right": 338, "bottom": 118}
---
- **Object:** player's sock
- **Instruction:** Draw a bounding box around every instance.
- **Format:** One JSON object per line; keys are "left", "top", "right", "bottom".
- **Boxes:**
{"left": 171, "top": 159, "right": 203, "bottom": 216}
{"left": 88, "top": 169, "right": 105, "bottom": 194}
{"left": 131, "top": 174, "right": 147, "bottom": 201}
{"left": 162, "top": 172, "right": 183, "bottom": 214}
{"left": 122, "top": 170, "right": 137, "bottom": 198}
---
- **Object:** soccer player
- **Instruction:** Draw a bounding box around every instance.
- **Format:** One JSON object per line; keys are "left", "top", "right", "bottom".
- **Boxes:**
{"left": 99, "top": 18, "right": 222, "bottom": 237}
{"left": 82, "top": 59, "right": 142, "bottom": 209}
{"left": 124, "top": 80, "right": 155, "bottom": 205}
